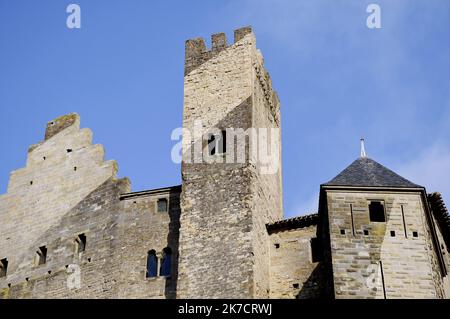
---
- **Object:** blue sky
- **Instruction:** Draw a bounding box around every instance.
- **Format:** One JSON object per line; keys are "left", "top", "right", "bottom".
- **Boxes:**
{"left": 1, "top": 0, "right": 449, "bottom": 217}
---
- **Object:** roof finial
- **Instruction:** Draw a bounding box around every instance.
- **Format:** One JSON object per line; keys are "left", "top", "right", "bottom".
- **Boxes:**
{"left": 360, "top": 138, "right": 367, "bottom": 158}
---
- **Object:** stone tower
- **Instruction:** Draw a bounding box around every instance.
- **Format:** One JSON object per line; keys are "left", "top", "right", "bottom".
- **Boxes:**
{"left": 319, "top": 155, "right": 449, "bottom": 298}
{"left": 176, "top": 27, "right": 283, "bottom": 298}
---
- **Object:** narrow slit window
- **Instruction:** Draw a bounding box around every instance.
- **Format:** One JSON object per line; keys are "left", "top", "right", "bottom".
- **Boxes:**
{"left": 160, "top": 247, "right": 172, "bottom": 277}
{"left": 221, "top": 130, "right": 227, "bottom": 154}
{"left": 36, "top": 246, "right": 47, "bottom": 265}
{"left": 146, "top": 250, "right": 157, "bottom": 278}
{"left": 207, "top": 130, "right": 226, "bottom": 156}
{"left": 0, "top": 258, "right": 8, "bottom": 278}
{"left": 75, "top": 233, "right": 86, "bottom": 253}
{"left": 157, "top": 198, "right": 168, "bottom": 213}
{"left": 369, "top": 201, "right": 386, "bottom": 222}
{"left": 310, "top": 238, "right": 321, "bottom": 263}
{"left": 208, "top": 134, "right": 216, "bottom": 156}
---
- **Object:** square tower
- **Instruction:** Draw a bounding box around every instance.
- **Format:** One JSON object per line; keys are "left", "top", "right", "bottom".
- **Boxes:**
{"left": 319, "top": 156, "right": 448, "bottom": 298}
{"left": 177, "top": 27, "right": 283, "bottom": 298}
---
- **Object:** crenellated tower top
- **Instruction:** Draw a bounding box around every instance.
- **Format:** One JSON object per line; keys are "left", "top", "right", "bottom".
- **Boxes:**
{"left": 184, "top": 26, "right": 253, "bottom": 75}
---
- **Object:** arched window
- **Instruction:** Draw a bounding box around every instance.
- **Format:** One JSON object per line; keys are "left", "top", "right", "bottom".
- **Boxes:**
{"left": 146, "top": 250, "right": 157, "bottom": 278}
{"left": 160, "top": 247, "right": 172, "bottom": 277}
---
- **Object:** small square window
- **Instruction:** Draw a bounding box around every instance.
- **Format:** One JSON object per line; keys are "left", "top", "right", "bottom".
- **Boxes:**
{"left": 390, "top": 231, "right": 396, "bottom": 237}
{"left": 364, "top": 230, "right": 369, "bottom": 236}
{"left": 274, "top": 243, "right": 280, "bottom": 249}
{"left": 412, "top": 231, "right": 419, "bottom": 238}
{"left": 340, "top": 229, "right": 346, "bottom": 235}
{"left": 293, "top": 283, "right": 299, "bottom": 289}
{"left": 369, "top": 201, "right": 386, "bottom": 222}
{"left": 157, "top": 198, "right": 168, "bottom": 213}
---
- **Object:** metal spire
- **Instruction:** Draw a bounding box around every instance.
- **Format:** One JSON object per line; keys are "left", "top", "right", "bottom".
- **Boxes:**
{"left": 360, "top": 138, "right": 367, "bottom": 158}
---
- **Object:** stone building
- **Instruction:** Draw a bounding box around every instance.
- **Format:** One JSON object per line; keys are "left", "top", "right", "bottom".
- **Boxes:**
{"left": 0, "top": 27, "right": 449, "bottom": 299}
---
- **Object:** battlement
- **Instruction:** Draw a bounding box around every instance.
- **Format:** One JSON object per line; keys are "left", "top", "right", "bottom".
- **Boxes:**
{"left": 45, "top": 113, "right": 80, "bottom": 140}
{"left": 184, "top": 26, "right": 254, "bottom": 75}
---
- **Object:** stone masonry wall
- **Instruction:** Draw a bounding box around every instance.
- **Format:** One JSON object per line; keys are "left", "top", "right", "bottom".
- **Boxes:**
{"left": 326, "top": 189, "right": 445, "bottom": 299}
{"left": 268, "top": 225, "right": 326, "bottom": 298}
{"left": 0, "top": 114, "right": 180, "bottom": 299}
{"left": 250, "top": 40, "right": 283, "bottom": 298}
{"left": 116, "top": 187, "right": 181, "bottom": 299}
{"left": 0, "top": 175, "right": 130, "bottom": 298}
{"left": 430, "top": 214, "right": 450, "bottom": 298}
{"left": 177, "top": 27, "right": 282, "bottom": 298}
{"left": 0, "top": 113, "right": 119, "bottom": 294}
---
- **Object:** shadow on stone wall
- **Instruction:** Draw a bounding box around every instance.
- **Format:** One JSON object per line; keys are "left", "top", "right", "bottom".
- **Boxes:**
{"left": 2, "top": 177, "right": 130, "bottom": 298}
{"left": 296, "top": 262, "right": 329, "bottom": 299}
{"left": 164, "top": 190, "right": 181, "bottom": 299}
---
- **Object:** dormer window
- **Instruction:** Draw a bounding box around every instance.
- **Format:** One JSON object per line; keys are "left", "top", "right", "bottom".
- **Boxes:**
{"left": 369, "top": 201, "right": 386, "bottom": 222}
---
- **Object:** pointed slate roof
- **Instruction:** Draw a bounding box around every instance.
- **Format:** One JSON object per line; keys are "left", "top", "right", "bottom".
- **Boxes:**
{"left": 323, "top": 157, "right": 422, "bottom": 188}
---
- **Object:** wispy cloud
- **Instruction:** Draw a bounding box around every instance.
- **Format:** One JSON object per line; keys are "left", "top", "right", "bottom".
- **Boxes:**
{"left": 398, "top": 141, "right": 450, "bottom": 206}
